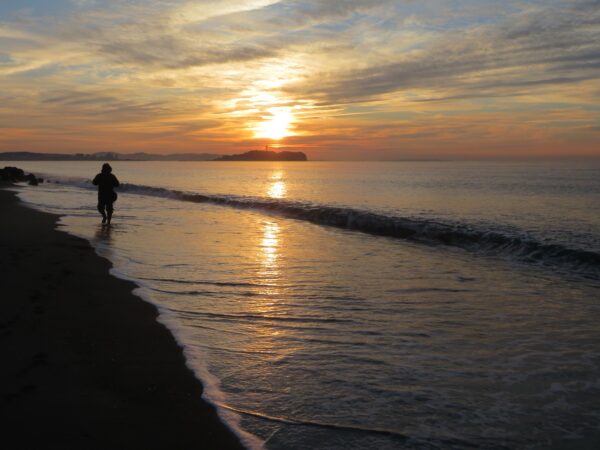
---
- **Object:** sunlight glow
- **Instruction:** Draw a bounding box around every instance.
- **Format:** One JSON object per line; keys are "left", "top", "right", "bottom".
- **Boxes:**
{"left": 253, "top": 107, "right": 294, "bottom": 140}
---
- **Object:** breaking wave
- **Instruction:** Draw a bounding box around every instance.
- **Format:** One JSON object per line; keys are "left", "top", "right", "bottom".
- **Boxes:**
{"left": 48, "top": 177, "right": 600, "bottom": 280}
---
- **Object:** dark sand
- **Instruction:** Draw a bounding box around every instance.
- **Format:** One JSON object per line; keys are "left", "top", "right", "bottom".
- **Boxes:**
{"left": 0, "top": 188, "right": 245, "bottom": 449}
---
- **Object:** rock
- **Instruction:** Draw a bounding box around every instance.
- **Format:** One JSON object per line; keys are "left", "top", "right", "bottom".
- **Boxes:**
{"left": 1, "top": 166, "right": 25, "bottom": 181}
{"left": 0, "top": 167, "right": 40, "bottom": 185}
{"left": 26, "top": 174, "right": 38, "bottom": 186}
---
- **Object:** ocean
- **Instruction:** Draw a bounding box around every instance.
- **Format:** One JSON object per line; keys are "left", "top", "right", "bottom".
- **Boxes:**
{"left": 6, "top": 160, "right": 600, "bottom": 449}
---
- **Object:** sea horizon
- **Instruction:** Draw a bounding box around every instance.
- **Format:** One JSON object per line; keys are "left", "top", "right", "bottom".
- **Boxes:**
{"left": 4, "top": 153, "right": 600, "bottom": 162}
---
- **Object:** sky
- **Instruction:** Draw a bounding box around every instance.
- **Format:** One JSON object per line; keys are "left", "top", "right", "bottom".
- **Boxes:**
{"left": 0, "top": 0, "right": 599, "bottom": 159}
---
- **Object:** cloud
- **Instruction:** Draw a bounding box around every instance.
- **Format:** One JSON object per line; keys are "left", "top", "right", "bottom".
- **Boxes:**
{"left": 197, "top": 0, "right": 395, "bottom": 30}
{"left": 0, "top": 0, "right": 598, "bottom": 156}
{"left": 285, "top": 1, "right": 600, "bottom": 105}
{"left": 35, "top": 0, "right": 396, "bottom": 71}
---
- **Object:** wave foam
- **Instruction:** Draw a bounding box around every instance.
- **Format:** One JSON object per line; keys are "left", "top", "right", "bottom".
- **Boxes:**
{"left": 49, "top": 177, "right": 600, "bottom": 281}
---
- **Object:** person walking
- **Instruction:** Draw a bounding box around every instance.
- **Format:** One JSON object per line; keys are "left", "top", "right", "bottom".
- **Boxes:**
{"left": 92, "top": 163, "right": 119, "bottom": 225}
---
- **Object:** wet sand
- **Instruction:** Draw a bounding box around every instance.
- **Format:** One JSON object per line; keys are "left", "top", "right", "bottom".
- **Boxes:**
{"left": 0, "top": 187, "right": 245, "bottom": 449}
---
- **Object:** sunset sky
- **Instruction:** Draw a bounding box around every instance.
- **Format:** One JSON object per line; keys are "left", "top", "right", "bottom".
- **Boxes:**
{"left": 1, "top": 0, "right": 599, "bottom": 159}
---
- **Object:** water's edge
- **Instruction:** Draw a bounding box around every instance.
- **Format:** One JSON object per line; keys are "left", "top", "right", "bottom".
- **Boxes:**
{"left": 16, "top": 189, "right": 264, "bottom": 450}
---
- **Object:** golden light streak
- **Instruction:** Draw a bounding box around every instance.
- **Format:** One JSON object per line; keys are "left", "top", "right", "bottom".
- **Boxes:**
{"left": 260, "top": 220, "right": 280, "bottom": 276}
{"left": 267, "top": 171, "right": 287, "bottom": 199}
{"left": 253, "top": 107, "right": 294, "bottom": 140}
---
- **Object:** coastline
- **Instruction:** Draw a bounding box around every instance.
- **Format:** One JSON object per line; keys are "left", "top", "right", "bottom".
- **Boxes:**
{"left": 0, "top": 187, "right": 245, "bottom": 449}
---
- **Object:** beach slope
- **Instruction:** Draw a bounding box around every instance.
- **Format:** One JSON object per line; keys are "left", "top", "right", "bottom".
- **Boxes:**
{"left": 0, "top": 188, "right": 244, "bottom": 449}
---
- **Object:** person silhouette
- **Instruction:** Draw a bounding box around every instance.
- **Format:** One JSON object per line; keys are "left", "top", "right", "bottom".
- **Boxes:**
{"left": 92, "top": 163, "right": 120, "bottom": 225}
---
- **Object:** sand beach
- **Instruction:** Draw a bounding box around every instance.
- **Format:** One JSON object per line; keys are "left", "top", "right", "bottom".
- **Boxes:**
{"left": 0, "top": 187, "right": 244, "bottom": 449}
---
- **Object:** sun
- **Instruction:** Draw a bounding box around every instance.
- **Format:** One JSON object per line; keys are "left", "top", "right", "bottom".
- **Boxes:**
{"left": 254, "top": 107, "right": 294, "bottom": 140}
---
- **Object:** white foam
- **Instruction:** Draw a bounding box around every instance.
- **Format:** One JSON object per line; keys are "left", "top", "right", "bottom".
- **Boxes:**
{"left": 43, "top": 175, "right": 600, "bottom": 281}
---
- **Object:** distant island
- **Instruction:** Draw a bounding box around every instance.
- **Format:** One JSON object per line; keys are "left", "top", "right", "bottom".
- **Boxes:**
{"left": 215, "top": 150, "right": 307, "bottom": 161}
{"left": 0, "top": 150, "right": 308, "bottom": 162}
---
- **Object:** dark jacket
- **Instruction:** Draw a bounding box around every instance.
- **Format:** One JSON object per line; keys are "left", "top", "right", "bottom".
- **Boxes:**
{"left": 93, "top": 172, "right": 120, "bottom": 200}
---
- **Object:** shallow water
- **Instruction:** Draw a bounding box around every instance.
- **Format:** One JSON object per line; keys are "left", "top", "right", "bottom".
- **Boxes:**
{"left": 8, "top": 160, "right": 600, "bottom": 449}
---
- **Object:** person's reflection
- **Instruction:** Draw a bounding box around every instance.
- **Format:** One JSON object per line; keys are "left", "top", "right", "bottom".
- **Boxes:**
{"left": 94, "top": 223, "right": 113, "bottom": 243}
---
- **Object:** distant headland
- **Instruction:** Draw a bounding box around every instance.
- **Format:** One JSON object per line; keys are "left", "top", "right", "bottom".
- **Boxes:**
{"left": 0, "top": 150, "right": 308, "bottom": 162}
{"left": 214, "top": 150, "right": 307, "bottom": 161}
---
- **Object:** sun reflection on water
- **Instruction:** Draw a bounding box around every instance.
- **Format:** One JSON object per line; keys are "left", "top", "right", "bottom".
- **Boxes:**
{"left": 259, "top": 220, "right": 280, "bottom": 289}
{"left": 242, "top": 220, "right": 284, "bottom": 357}
{"left": 267, "top": 171, "right": 287, "bottom": 199}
